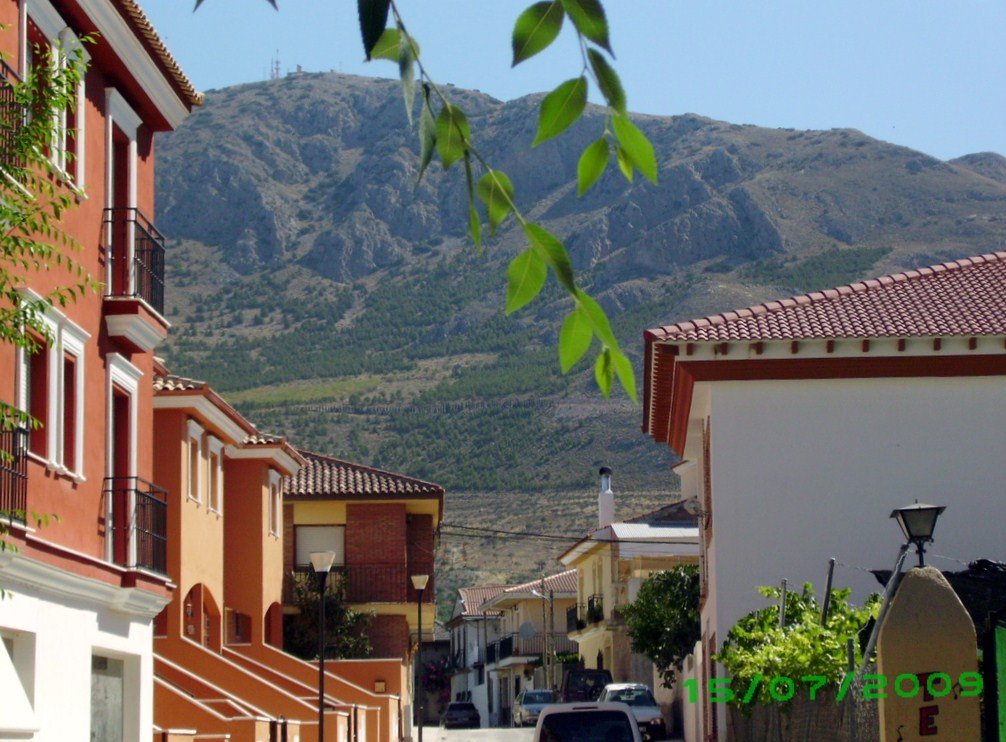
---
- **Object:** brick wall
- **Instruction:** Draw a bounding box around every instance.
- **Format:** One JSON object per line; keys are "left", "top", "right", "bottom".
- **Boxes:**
{"left": 282, "top": 504, "right": 294, "bottom": 575}
{"left": 406, "top": 513, "right": 435, "bottom": 601}
{"left": 346, "top": 503, "right": 407, "bottom": 565}
{"left": 368, "top": 614, "right": 411, "bottom": 659}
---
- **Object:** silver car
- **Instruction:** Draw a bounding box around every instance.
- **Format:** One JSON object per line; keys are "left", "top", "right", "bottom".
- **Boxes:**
{"left": 512, "top": 688, "right": 557, "bottom": 727}
{"left": 597, "top": 683, "right": 667, "bottom": 740}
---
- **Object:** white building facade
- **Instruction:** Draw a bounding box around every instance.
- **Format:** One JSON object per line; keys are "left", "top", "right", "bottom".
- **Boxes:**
{"left": 643, "top": 252, "right": 1006, "bottom": 739}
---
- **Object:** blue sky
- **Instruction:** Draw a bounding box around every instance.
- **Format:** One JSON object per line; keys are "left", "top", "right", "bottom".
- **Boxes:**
{"left": 143, "top": 1, "right": 1005, "bottom": 161}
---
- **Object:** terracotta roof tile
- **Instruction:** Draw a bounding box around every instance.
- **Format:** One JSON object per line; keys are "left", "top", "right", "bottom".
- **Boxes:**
{"left": 648, "top": 252, "right": 1006, "bottom": 343}
{"left": 116, "top": 0, "right": 203, "bottom": 107}
{"left": 153, "top": 373, "right": 205, "bottom": 391}
{"left": 503, "top": 570, "right": 577, "bottom": 596}
{"left": 244, "top": 433, "right": 283, "bottom": 445}
{"left": 284, "top": 450, "right": 445, "bottom": 499}
{"left": 458, "top": 585, "right": 508, "bottom": 617}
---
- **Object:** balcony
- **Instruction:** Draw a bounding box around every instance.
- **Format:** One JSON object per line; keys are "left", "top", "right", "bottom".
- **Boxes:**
{"left": 104, "top": 476, "right": 168, "bottom": 575}
{"left": 497, "top": 632, "right": 578, "bottom": 661}
{"left": 587, "top": 594, "right": 604, "bottom": 624}
{"left": 285, "top": 563, "right": 434, "bottom": 605}
{"left": 566, "top": 604, "right": 585, "bottom": 633}
{"left": 0, "top": 60, "right": 25, "bottom": 170}
{"left": 0, "top": 427, "right": 28, "bottom": 523}
{"left": 103, "top": 207, "right": 166, "bottom": 315}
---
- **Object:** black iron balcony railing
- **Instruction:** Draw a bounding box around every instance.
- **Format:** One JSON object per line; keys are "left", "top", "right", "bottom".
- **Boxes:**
{"left": 286, "top": 562, "right": 434, "bottom": 605}
{"left": 0, "top": 60, "right": 26, "bottom": 171}
{"left": 587, "top": 594, "right": 604, "bottom": 624}
{"left": 104, "top": 476, "right": 168, "bottom": 575}
{"left": 103, "top": 207, "right": 166, "bottom": 315}
{"left": 0, "top": 427, "right": 28, "bottom": 522}
{"left": 566, "top": 604, "right": 585, "bottom": 633}
{"left": 486, "top": 642, "right": 498, "bottom": 664}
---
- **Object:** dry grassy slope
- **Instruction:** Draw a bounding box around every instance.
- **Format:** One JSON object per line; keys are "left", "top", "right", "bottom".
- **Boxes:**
{"left": 153, "top": 72, "right": 1006, "bottom": 600}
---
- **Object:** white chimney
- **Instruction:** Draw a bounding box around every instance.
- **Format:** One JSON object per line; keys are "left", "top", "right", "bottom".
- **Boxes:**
{"left": 598, "top": 466, "right": 614, "bottom": 529}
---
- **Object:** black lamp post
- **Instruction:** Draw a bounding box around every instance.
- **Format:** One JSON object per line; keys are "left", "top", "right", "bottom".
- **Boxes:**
{"left": 411, "top": 573, "right": 429, "bottom": 742}
{"left": 890, "top": 502, "right": 946, "bottom": 567}
{"left": 310, "top": 550, "right": 337, "bottom": 742}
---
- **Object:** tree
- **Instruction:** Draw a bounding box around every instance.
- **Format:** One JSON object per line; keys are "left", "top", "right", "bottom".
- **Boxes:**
{"left": 715, "top": 583, "right": 880, "bottom": 708}
{"left": 282, "top": 571, "right": 372, "bottom": 660}
{"left": 620, "top": 565, "right": 701, "bottom": 688}
{"left": 196, "top": 0, "right": 650, "bottom": 402}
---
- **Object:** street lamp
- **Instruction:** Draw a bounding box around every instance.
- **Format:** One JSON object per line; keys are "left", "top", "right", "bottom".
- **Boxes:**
{"left": 310, "top": 550, "right": 337, "bottom": 742}
{"left": 890, "top": 502, "right": 946, "bottom": 567}
{"left": 412, "top": 573, "right": 430, "bottom": 742}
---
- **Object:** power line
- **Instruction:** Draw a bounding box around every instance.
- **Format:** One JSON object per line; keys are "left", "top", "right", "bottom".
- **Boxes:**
{"left": 439, "top": 522, "right": 698, "bottom": 546}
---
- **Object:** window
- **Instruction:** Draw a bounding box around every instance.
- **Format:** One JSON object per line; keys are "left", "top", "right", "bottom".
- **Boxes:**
{"left": 22, "top": 0, "right": 87, "bottom": 186}
{"left": 267, "top": 469, "right": 281, "bottom": 537}
{"left": 15, "top": 295, "right": 88, "bottom": 479}
{"left": 186, "top": 419, "right": 203, "bottom": 503}
{"left": 294, "top": 525, "right": 345, "bottom": 569}
{"left": 206, "top": 436, "right": 224, "bottom": 514}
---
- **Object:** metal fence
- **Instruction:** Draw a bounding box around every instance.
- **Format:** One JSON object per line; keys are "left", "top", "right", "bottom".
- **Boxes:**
{"left": 0, "top": 427, "right": 28, "bottom": 521}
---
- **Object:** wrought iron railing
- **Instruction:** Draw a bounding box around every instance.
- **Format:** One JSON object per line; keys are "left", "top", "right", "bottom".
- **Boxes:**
{"left": 497, "top": 632, "right": 578, "bottom": 660}
{"left": 587, "top": 594, "right": 604, "bottom": 624}
{"left": 0, "top": 60, "right": 24, "bottom": 170}
{"left": 0, "top": 427, "right": 28, "bottom": 522}
{"left": 286, "top": 563, "right": 434, "bottom": 605}
{"left": 103, "top": 207, "right": 166, "bottom": 315}
{"left": 567, "top": 604, "right": 585, "bottom": 633}
{"left": 104, "top": 476, "right": 168, "bottom": 575}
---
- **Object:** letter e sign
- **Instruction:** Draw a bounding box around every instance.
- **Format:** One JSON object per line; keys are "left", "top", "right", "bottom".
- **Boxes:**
{"left": 919, "top": 704, "right": 939, "bottom": 735}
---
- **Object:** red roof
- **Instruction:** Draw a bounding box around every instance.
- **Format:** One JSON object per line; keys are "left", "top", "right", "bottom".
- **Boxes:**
{"left": 647, "top": 252, "right": 1006, "bottom": 343}
{"left": 503, "top": 570, "right": 577, "bottom": 596}
{"left": 457, "top": 585, "right": 509, "bottom": 617}
{"left": 284, "top": 451, "right": 445, "bottom": 499}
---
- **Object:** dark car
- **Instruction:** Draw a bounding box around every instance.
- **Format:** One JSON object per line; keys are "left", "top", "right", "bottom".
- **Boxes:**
{"left": 440, "top": 701, "right": 481, "bottom": 729}
{"left": 559, "top": 668, "right": 613, "bottom": 703}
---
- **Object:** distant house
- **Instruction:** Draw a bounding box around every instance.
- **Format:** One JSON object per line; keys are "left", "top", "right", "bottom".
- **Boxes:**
{"left": 642, "top": 251, "right": 1006, "bottom": 740}
{"left": 559, "top": 470, "right": 699, "bottom": 686}
{"left": 480, "top": 570, "right": 578, "bottom": 724}
{"left": 282, "top": 451, "right": 444, "bottom": 731}
{"left": 445, "top": 584, "right": 507, "bottom": 726}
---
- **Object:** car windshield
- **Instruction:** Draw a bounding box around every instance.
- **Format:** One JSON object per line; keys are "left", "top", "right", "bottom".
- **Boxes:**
{"left": 605, "top": 689, "right": 657, "bottom": 707}
{"left": 524, "top": 691, "right": 554, "bottom": 704}
{"left": 449, "top": 703, "right": 476, "bottom": 711}
{"left": 539, "top": 710, "right": 636, "bottom": 741}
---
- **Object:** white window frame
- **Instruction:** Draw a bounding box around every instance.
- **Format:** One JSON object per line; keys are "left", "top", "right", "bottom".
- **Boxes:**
{"left": 103, "top": 87, "right": 139, "bottom": 294}
{"left": 21, "top": 0, "right": 88, "bottom": 187}
{"left": 267, "top": 469, "right": 281, "bottom": 537}
{"left": 14, "top": 292, "right": 89, "bottom": 481}
{"left": 186, "top": 419, "right": 204, "bottom": 504}
{"left": 206, "top": 435, "right": 224, "bottom": 515}
{"left": 105, "top": 353, "right": 141, "bottom": 566}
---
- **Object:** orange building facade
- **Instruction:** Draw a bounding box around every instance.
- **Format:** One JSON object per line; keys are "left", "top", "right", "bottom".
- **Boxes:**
{"left": 0, "top": 0, "right": 199, "bottom": 738}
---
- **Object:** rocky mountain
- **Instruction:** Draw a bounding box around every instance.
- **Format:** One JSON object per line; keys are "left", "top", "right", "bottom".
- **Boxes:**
{"left": 155, "top": 71, "right": 1006, "bottom": 498}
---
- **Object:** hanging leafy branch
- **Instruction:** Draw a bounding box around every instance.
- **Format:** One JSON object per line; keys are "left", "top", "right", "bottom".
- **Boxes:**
{"left": 199, "top": 0, "right": 657, "bottom": 401}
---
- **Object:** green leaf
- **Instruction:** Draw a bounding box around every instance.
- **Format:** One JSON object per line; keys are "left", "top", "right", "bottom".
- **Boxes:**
{"left": 357, "top": 0, "right": 391, "bottom": 60}
{"left": 611, "top": 349, "right": 637, "bottom": 403}
{"left": 524, "top": 223, "right": 575, "bottom": 293}
{"left": 588, "top": 48, "right": 625, "bottom": 114}
{"left": 512, "top": 1, "right": 565, "bottom": 66}
{"left": 533, "top": 76, "right": 587, "bottom": 146}
{"left": 577, "top": 137, "right": 609, "bottom": 196}
{"left": 616, "top": 146, "right": 634, "bottom": 181}
{"left": 613, "top": 114, "right": 658, "bottom": 183}
{"left": 399, "top": 32, "right": 416, "bottom": 125}
{"left": 476, "top": 170, "right": 515, "bottom": 234}
{"left": 370, "top": 28, "right": 400, "bottom": 61}
{"left": 594, "top": 348, "right": 613, "bottom": 398}
{"left": 436, "top": 104, "right": 470, "bottom": 170}
{"left": 416, "top": 86, "right": 436, "bottom": 183}
{"left": 464, "top": 155, "right": 481, "bottom": 249}
{"left": 575, "top": 288, "right": 617, "bottom": 348}
{"left": 560, "top": 0, "right": 612, "bottom": 53}
{"left": 559, "top": 308, "right": 592, "bottom": 372}
{"left": 506, "top": 249, "right": 547, "bottom": 314}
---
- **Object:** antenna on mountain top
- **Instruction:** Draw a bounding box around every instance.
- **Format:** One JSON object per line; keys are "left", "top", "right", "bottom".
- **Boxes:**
{"left": 270, "top": 51, "right": 281, "bottom": 81}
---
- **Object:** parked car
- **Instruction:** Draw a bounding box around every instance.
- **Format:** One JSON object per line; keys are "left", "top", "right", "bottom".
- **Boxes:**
{"left": 559, "top": 667, "right": 613, "bottom": 702}
{"left": 533, "top": 702, "right": 643, "bottom": 742}
{"left": 440, "top": 701, "right": 480, "bottom": 729}
{"left": 512, "top": 688, "right": 557, "bottom": 727}
{"left": 598, "top": 683, "right": 667, "bottom": 740}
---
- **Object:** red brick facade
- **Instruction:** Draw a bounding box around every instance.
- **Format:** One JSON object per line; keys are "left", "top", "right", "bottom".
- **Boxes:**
{"left": 368, "top": 614, "right": 411, "bottom": 659}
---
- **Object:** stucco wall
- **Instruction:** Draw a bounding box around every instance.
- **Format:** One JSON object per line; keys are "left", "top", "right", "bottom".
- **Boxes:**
{"left": 705, "top": 375, "right": 1006, "bottom": 647}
